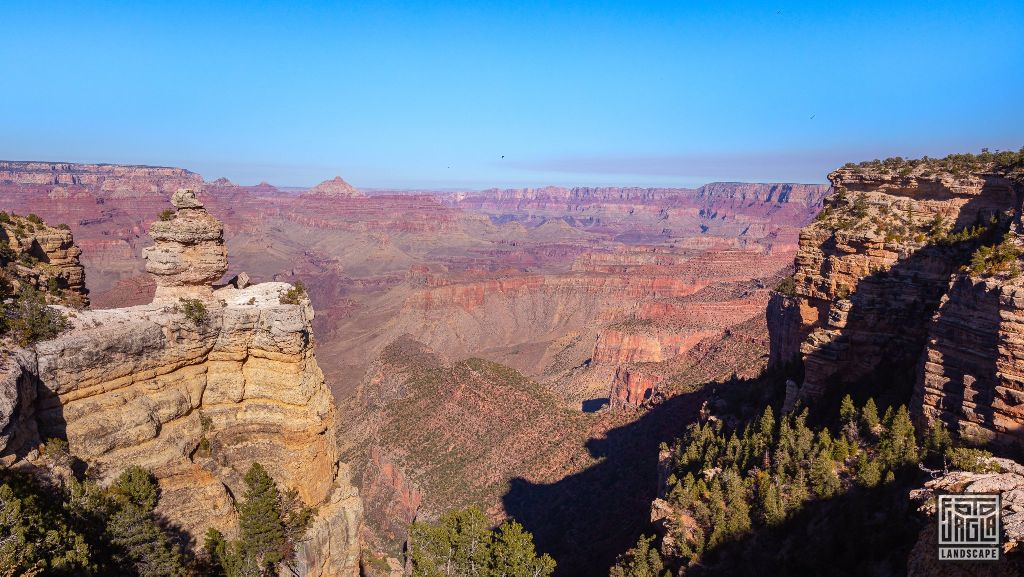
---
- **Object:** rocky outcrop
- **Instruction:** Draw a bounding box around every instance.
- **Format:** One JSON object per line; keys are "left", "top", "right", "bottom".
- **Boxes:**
{"left": 907, "top": 457, "right": 1024, "bottom": 576}
{"left": 0, "top": 199, "right": 362, "bottom": 576}
{"left": 0, "top": 213, "right": 88, "bottom": 306}
{"left": 915, "top": 274, "right": 1024, "bottom": 447}
{"left": 768, "top": 156, "right": 1024, "bottom": 448}
{"left": 143, "top": 189, "right": 229, "bottom": 302}
{"left": 769, "top": 164, "right": 1021, "bottom": 402}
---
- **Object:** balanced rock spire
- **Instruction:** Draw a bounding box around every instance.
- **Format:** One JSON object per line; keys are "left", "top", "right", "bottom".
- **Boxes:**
{"left": 143, "top": 189, "right": 228, "bottom": 301}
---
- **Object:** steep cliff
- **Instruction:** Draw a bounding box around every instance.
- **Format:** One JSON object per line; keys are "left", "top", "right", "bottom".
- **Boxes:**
{"left": 0, "top": 212, "right": 88, "bottom": 306}
{"left": 0, "top": 193, "right": 362, "bottom": 576}
{"left": 768, "top": 151, "right": 1024, "bottom": 448}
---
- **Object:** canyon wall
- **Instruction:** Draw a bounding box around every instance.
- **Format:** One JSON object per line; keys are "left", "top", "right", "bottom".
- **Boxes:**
{"left": 0, "top": 193, "right": 362, "bottom": 576}
{"left": 767, "top": 159, "right": 1024, "bottom": 449}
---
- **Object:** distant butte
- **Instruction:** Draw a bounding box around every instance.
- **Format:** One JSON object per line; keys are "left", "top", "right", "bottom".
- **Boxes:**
{"left": 306, "top": 175, "right": 364, "bottom": 197}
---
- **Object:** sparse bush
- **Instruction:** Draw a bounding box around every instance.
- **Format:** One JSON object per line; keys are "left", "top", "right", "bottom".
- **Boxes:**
{"left": 26, "top": 214, "right": 43, "bottom": 225}
{"left": 946, "top": 447, "right": 1002, "bottom": 473}
{"left": 279, "top": 280, "right": 307, "bottom": 305}
{"left": 775, "top": 276, "right": 797, "bottom": 296}
{"left": 57, "top": 223, "right": 71, "bottom": 230}
{"left": 178, "top": 298, "right": 208, "bottom": 326}
{"left": 966, "top": 237, "right": 1021, "bottom": 277}
{"left": 0, "top": 211, "right": 10, "bottom": 223}
{"left": 4, "top": 286, "right": 70, "bottom": 345}
{"left": 158, "top": 209, "right": 175, "bottom": 221}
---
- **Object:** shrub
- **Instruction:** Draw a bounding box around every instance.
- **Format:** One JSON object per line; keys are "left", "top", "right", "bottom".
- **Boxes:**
{"left": 774, "top": 276, "right": 797, "bottom": 296}
{"left": 610, "top": 534, "right": 669, "bottom": 577}
{"left": 279, "top": 280, "right": 307, "bottom": 305}
{"left": 57, "top": 223, "right": 71, "bottom": 230}
{"left": 26, "top": 214, "right": 43, "bottom": 225}
{"left": 966, "top": 238, "right": 1021, "bottom": 277}
{"left": 0, "top": 211, "right": 9, "bottom": 223}
{"left": 178, "top": 298, "right": 208, "bottom": 326}
{"left": 158, "top": 209, "right": 175, "bottom": 221}
{"left": 5, "top": 286, "right": 70, "bottom": 345}
{"left": 946, "top": 447, "right": 1002, "bottom": 473}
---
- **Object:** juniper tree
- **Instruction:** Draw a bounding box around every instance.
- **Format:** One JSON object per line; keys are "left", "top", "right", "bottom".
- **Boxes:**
{"left": 609, "top": 535, "right": 669, "bottom": 577}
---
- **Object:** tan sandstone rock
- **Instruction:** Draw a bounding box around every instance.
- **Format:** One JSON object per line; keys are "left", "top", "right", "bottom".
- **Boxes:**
{"left": 0, "top": 196, "right": 362, "bottom": 577}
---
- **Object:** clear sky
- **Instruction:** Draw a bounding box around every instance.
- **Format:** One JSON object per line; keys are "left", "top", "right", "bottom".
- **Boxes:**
{"left": 2, "top": 1, "right": 1022, "bottom": 189}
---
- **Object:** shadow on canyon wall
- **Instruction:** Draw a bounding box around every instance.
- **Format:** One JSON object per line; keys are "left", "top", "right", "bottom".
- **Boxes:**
{"left": 503, "top": 387, "right": 710, "bottom": 576}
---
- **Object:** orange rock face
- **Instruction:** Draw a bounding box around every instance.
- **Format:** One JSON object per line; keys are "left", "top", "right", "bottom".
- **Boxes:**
{"left": 768, "top": 161, "right": 1024, "bottom": 448}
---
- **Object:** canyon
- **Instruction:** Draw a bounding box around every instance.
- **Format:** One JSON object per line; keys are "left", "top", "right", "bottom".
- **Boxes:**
{"left": 8, "top": 154, "right": 1024, "bottom": 575}
{"left": 0, "top": 159, "right": 831, "bottom": 573}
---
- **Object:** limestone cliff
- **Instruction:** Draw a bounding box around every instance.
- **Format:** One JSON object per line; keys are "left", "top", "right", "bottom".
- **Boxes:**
{"left": 0, "top": 192, "right": 362, "bottom": 576}
{"left": 768, "top": 152, "right": 1024, "bottom": 448}
{"left": 0, "top": 212, "right": 88, "bottom": 306}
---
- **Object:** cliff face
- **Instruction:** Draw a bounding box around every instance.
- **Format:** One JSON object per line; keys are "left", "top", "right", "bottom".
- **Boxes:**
{"left": 0, "top": 193, "right": 362, "bottom": 576}
{"left": 0, "top": 160, "right": 202, "bottom": 195}
{"left": 768, "top": 157, "right": 1024, "bottom": 448}
{"left": 0, "top": 213, "right": 89, "bottom": 306}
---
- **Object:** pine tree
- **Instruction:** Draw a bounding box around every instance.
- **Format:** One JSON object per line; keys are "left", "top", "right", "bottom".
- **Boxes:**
{"left": 861, "top": 398, "right": 880, "bottom": 438}
{"left": 609, "top": 535, "right": 669, "bottom": 577}
{"left": 855, "top": 452, "right": 882, "bottom": 488}
{"left": 878, "top": 406, "right": 919, "bottom": 470}
{"left": 839, "top": 394, "right": 857, "bottom": 426}
{"left": 754, "top": 473, "right": 786, "bottom": 527}
{"left": 490, "top": 520, "right": 555, "bottom": 577}
{"left": 238, "top": 462, "right": 286, "bottom": 574}
{"left": 105, "top": 467, "right": 188, "bottom": 577}
{"left": 924, "top": 419, "right": 952, "bottom": 459}
{"left": 808, "top": 451, "right": 840, "bottom": 498}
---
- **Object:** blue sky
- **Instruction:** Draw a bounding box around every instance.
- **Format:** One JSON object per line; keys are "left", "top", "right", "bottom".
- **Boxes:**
{"left": 2, "top": 1, "right": 1022, "bottom": 188}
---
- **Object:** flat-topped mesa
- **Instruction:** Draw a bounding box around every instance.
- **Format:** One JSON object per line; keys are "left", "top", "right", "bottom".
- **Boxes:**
{"left": 143, "top": 189, "right": 228, "bottom": 302}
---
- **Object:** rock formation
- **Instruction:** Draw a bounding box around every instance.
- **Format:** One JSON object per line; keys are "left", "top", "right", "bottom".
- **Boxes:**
{"left": 143, "top": 189, "right": 229, "bottom": 301}
{"left": 908, "top": 457, "right": 1024, "bottom": 575}
{"left": 0, "top": 200, "right": 362, "bottom": 576}
{"left": 306, "top": 176, "right": 363, "bottom": 197}
{"left": 768, "top": 155, "right": 1024, "bottom": 448}
{"left": 0, "top": 212, "right": 88, "bottom": 306}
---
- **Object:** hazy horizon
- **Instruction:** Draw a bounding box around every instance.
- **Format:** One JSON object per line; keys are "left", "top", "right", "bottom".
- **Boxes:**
{"left": 3, "top": 0, "right": 1022, "bottom": 188}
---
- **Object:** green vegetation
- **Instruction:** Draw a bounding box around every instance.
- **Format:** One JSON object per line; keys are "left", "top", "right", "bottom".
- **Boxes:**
{"left": 609, "top": 535, "right": 669, "bottom": 577}
{"left": 773, "top": 276, "right": 797, "bottom": 297}
{"left": 946, "top": 447, "right": 1002, "bottom": 473}
{"left": 0, "top": 460, "right": 188, "bottom": 576}
{"left": 2, "top": 285, "right": 70, "bottom": 345}
{"left": 408, "top": 506, "right": 555, "bottom": 577}
{"left": 845, "top": 147, "right": 1024, "bottom": 177}
{"left": 26, "top": 213, "right": 44, "bottom": 225}
{"left": 204, "top": 462, "right": 314, "bottom": 577}
{"left": 178, "top": 298, "right": 208, "bottom": 326}
{"left": 662, "top": 398, "right": 925, "bottom": 566}
{"left": 279, "top": 280, "right": 307, "bottom": 305}
{"left": 158, "top": 209, "right": 175, "bottom": 221}
{"left": 966, "top": 237, "right": 1021, "bottom": 277}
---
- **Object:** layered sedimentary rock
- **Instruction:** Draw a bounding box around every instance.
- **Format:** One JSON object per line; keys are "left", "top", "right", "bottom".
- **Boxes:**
{"left": 768, "top": 158, "right": 1024, "bottom": 448}
{"left": 0, "top": 160, "right": 202, "bottom": 194}
{"left": 914, "top": 274, "right": 1024, "bottom": 447}
{"left": 769, "top": 165, "right": 1020, "bottom": 401}
{"left": 0, "top": 203, "right": 362, "bottom": 576}
{"left": 143, "top": 189, "right": 228, "bottom": 301}
{"left": 0, "top": 213, "right": 89, "bottom": 305}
